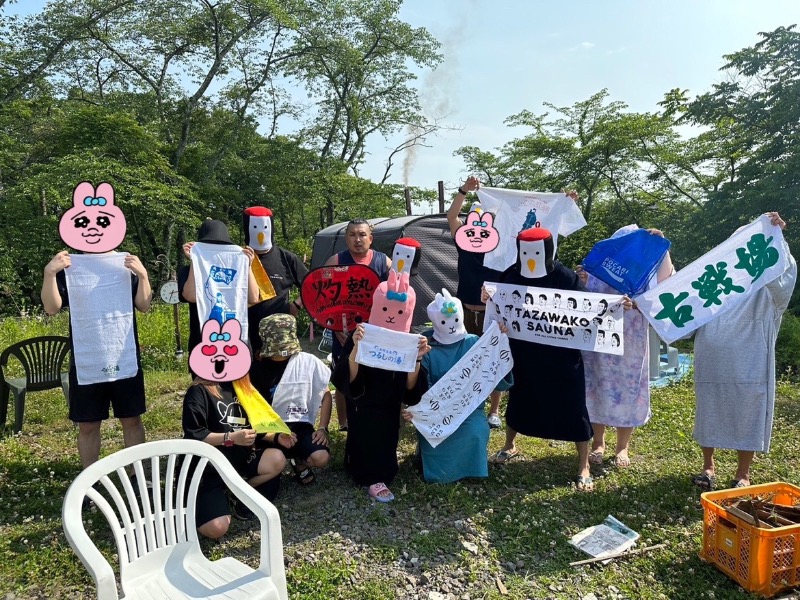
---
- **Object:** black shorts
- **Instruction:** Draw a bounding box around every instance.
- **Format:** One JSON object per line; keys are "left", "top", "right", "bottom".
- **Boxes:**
{"left": 283, "top": 422, "right": 330, "bottom": 462}
{"left": 68, "top": 368, "right": 146, "bottom": 422}
{"left": 194, "top": 446, "right": 268, "bottom": 527}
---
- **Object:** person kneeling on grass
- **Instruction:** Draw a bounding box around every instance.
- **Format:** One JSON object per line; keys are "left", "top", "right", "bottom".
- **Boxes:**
{"left": 182, "top": 375, "right": 288, "bottom": 539}
{"left": 403, "top": 289, "right": 513, "bottom": 484}
{"left": 250, "top": 314, "right": 332, "bottom": 485}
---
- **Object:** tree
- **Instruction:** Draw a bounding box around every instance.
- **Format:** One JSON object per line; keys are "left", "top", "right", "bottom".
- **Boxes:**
{"left": 291, "top": 0, "right": 443, "bottom": 180}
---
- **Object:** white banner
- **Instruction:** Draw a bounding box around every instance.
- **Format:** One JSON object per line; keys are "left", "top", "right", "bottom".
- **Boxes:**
{"left": 484, "top": 282, "right": 625, "bottom": 355}
{"left": 636, "top": 215, "right": 789, "bottom": 344}
{"left": 408, "top": 322, "right": 513, "bottom": 447}
{"left": 355, "top": 323, "right": 420, "bottom": 372}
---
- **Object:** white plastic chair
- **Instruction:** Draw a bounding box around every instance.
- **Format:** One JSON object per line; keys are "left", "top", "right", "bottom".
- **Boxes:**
{"left": 62, "top": 439, "right": 288, "bottom": 600}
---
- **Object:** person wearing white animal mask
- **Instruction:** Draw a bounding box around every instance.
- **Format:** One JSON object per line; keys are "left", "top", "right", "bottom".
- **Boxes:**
{"left": 403, "top": 289, "right": 512, "bottom": 483}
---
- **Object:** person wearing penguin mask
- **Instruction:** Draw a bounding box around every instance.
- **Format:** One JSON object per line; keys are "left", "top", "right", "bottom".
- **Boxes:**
{"left": 484, "top": 227, "right": 595, "bottom": 491}
{"left": 390, "top": 237, "right": 422, "bottom": 277}
{"left": 243, "top": 206, "right": 309, "bottom": 356}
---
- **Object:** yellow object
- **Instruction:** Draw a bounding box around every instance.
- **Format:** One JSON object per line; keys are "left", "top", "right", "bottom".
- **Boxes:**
{"left": 232, "top": 378, "right": 291, "bottom": 434}
{"left": 251, "top": 258, "right": 277, "bottom": 303}
{"left": 700, "top": 481, "right": 800, "bottom": 597}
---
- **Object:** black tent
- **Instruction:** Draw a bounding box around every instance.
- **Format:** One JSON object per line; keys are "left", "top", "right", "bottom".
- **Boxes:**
{"left": 311, "top": 214, "right": 458, "bottom": 326}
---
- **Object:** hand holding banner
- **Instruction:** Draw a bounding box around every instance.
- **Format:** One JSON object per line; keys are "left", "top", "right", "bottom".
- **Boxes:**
{"left": 484, "top": 282, "right": 625, "bottom": 355}
{"left": 354, "top": 323, "right": 422, "bottom": 372}
{"left": 636, "top": 215, "right": 790, "bottom": 344}
{"left": 407, "top": 321, "right": 513, "bottom": 447}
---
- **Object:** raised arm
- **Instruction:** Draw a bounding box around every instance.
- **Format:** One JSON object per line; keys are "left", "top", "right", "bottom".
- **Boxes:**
{"left": 447, "top": 175, "right": 480, "bottom": 238}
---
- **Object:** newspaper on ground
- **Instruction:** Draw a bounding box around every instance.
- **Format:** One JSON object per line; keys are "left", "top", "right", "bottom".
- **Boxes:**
{"left": 569, "top": 515, "right": 640, "bottom": 560}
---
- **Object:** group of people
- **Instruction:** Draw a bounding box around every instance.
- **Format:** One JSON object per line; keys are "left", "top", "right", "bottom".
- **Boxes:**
{"left": 40, "top": 177, "right": 796, "bottom": 540}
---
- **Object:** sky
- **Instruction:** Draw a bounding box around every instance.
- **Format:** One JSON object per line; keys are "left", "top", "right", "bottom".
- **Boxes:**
{"left": 372, "top": 0, "right": 799, "bottom": 194}
{"left": 7, "top": 0, "right": 799, "bottom": 198}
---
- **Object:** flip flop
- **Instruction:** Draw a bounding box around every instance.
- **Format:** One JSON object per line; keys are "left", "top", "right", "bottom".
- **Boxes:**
{"left": 588, "top": 450, "right": 604, "bottom": 465}
{"left": 692, "top": 473, "right": 715, "bottom": 491}
{"left": 576, "top": 475, "right": 594, "bottom": 492}
{"left": 489, "top": 448, "right": 520, "bottom": 464}
{"left": 368, "top": 482, "right": 394, "bottom": 503}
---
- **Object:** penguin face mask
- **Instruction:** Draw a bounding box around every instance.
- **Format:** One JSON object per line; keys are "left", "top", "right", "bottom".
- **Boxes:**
{"left": 243, "top": 206, "right": 273, "bottom": 253}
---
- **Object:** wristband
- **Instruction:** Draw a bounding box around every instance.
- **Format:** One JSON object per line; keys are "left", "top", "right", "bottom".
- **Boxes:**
{"left": 458, "top": 187, "right": 468, "bottom": 196}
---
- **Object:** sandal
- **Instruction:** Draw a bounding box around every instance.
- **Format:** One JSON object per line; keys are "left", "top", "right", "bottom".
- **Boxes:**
{"left": 614, "top": 454, "right": 631, "bottom": 468}
{"left": 588, "top": 450, "right": 604, "bottom": 465}
{"left": 291, "top": 459, "right": 315, "bottom": 486}
{"left": 731, "top": 479, "right": 751, "bottom": 489}
{"left": 576, "top": 475, "right": 594, "bottom": 492}
{"left": 692, "top": 473, "right": 715, "bottom": 491}
{"left": 489, "top": 448, "right": 520, "bottom": 464}
{"left": 368, "top": 482, "right": 394, "bottom": 503}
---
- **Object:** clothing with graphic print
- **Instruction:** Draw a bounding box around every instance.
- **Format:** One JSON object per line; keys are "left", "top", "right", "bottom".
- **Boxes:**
{"left": 582, "top": 274, "right": 651, "bottom": 428}
{"left": 476, "top": 187, "right": 586, "bottom": 273}
{"left": 182, "top": 381, "right": 279, "bottom": 525}
{"left": 247, "top": 247, "right": 309, "bottom": 355}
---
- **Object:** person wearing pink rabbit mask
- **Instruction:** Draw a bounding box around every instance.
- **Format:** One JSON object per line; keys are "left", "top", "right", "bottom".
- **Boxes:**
{"left": 41, "top": 181, "right": 152, "bottom": 470}
{"left": 330, "top": 271, "right": 430, "bottom": 502}
{"left": 448, "top": 177, "right": 506, "bottom": 430}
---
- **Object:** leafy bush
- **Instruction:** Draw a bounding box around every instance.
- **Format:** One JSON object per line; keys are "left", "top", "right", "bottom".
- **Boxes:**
{"left": 0, "top": 303, "right": 189, "bottom": 373}
{"left": 777, "top": 311, "right": 800, "bottom": 378}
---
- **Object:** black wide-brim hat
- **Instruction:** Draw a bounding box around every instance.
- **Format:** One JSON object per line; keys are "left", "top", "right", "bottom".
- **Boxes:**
{"left": 197, "top": 219, "right": 234, "bottom": 245}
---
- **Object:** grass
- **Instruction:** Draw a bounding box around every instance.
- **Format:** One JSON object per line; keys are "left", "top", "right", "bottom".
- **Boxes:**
{"left": 1, "top": 310, "right": 800, "bottom": 599}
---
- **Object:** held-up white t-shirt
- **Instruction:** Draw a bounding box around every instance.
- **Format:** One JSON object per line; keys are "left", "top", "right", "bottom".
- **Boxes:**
{"left": 476, "top": 187, "right": 587, "bottom": 272}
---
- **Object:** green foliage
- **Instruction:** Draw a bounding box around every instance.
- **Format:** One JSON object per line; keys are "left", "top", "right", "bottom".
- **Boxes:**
{"left": 777, "top": 312, "right": 800, "bottom": 378}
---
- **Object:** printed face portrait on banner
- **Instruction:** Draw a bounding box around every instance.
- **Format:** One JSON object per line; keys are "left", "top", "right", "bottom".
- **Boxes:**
{"left": 454, "top": 206, "right": 500, "bottom": 253}
{"left": 189, "top": 318, "right": 251, "bottom": 381}
{"left": 59, "top": 181, "right": 126, "bottom": 253}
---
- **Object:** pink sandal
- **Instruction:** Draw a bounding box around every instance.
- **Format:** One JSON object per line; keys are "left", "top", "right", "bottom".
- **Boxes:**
{"left": 368, "top": 482, "right": 395, "bottom": 503}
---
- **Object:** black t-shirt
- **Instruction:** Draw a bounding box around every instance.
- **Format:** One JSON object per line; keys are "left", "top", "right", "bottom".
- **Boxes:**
{"left": 249, "top": 357, "right": 290, "bottom": 405}
{"left": 182, "top": 381, "right": 265, "bottom": 471}
{"left": 56, "top": 267, "right": 143, "bottom": 374}
{"left": 455, "top": 245, "right": 503, "bottom": 306}
{"left": 248, "top": 247, "right": 309, "bottom": 353}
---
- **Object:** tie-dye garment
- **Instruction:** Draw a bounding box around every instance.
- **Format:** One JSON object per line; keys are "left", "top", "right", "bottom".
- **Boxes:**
{"left": 582, "top": 275, "right": 651, "bottom": 428}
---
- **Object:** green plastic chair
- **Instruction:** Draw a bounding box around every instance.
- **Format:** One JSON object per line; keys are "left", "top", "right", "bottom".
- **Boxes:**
{"left": 0, "top": 336, "right": 70, "bottom": 433}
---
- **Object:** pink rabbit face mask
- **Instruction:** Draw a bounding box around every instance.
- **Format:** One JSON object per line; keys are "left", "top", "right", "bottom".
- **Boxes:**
{"left": 189, "top": 318, "right": 251, "bottom": 382}
{"left": 368, "top": 270, "right": 416, "bottom": 333}
{"left": 59, "top": 181, "right": 127, "bottom": 253}
{"left": 454, "top": 206, "right": 500, "bottom": 254}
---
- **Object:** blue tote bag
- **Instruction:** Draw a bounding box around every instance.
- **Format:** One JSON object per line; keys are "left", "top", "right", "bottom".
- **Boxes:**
{"left": 582, "top": 229, "right": 671, "bottom": 296}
